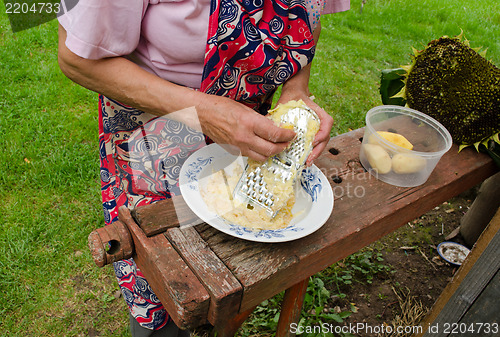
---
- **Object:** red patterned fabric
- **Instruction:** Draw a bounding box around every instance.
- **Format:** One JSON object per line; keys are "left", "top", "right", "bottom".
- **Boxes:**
{"left": 99, "top": 95, "right": 206, "bottom": 329}
{"left": 201, "top": 0, "right": 315, "bottom": 112}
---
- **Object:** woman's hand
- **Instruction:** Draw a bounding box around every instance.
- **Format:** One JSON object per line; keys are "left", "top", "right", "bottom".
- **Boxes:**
{"left": 275, "top": 21, "right": 334, "bottom": 165}
{"left": 277, "top": 79, "right": 334, "bottom": 166}
{"left": 197, "top": 95, "right": 296, "bottom": 162}
{"left": 301, "top": 96, "right": 334, "bottom": 166}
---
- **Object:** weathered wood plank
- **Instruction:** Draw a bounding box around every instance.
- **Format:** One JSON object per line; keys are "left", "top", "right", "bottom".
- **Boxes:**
{"left": 196, "top": 129, "right": 498, "bottom": 312}
{"left": 118, "top": 207, "right": 210, "bottom": 329}
{"left": 131, "top": 196, "right": 200, "bottom": 237}
{"left": 416, "top": 208, "right": 500, "bottom": 337}
{"left": 165, "top": 226, "right": 243, "bottom": 327}
{"left": 450, "top": 270, "right": 500, "bottom": 337}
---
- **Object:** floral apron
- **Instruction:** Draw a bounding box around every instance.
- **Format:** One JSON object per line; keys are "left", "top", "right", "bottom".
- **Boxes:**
{"left": 103, "top": 0, "right": 316, "bottom": 330}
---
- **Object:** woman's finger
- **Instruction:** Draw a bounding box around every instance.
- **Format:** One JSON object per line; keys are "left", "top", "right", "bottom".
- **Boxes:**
{"left": 253, "top": 115, "right": 296, "bottom": 143}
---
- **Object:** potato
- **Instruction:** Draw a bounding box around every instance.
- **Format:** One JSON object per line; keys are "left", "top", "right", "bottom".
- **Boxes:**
{"left": 392, "top": 153, "right": 426, "bottom": 174}
{"left": 369, "top": 131, "right": 413, "bottom": 150}
{"left": 362, "top": 144, "right": 392, "bottom": 174}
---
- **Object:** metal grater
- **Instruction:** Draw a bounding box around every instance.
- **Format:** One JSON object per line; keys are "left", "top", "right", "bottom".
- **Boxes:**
{"left": 234, "top": 103, "right": 320, "bottom": 218}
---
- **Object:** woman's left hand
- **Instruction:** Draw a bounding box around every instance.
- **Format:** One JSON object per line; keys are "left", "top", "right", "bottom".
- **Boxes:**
{"left": 276, "top": 86, "right": 334, "bottom": 166}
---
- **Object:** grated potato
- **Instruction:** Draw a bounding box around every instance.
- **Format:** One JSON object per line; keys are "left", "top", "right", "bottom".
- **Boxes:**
{"left": 201, "top": 100, "right": 319, "bottom": 231}
{"left": 200, "top": 160, "right": 295, "bottom": 230}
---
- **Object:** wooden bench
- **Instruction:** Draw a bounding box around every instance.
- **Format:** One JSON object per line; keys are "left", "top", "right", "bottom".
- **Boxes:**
{"left": 88, "top": 128, "right": 497, "bottom": 336}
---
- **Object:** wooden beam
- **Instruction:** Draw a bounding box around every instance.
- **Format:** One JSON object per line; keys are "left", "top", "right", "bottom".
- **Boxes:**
{"left": 118, "top": 207, "right": 210, "bottom": 329}
{"left": 131, "top": 195, "right": 200, "bottom": 236}
{"left": 212, "top": 306, "right": 257, "bottom": 337}
{"left": 276, "top": 277, "right": 310, "bottom": 337}
{"left": 165, "top": 226, "right": 243, "bottom": 327}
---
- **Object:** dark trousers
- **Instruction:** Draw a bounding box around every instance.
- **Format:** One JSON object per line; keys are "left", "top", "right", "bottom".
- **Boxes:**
{"left": 129, "top": 314, "right": 191, "bottom": 337}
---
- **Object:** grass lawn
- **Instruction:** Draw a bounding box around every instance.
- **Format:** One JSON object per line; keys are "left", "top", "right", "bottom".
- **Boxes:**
{"left": 1, "top": 0, "right": 499, "bottom": 336}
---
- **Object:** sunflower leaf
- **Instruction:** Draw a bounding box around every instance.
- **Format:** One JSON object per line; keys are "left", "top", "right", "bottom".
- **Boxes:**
{"left": 380, "top": 68, "right": 406, "bottom": 106}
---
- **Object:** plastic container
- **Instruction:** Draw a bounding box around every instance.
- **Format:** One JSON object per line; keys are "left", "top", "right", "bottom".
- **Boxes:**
{"left": 359, "top": 105, "right": 452, "bottom": 187}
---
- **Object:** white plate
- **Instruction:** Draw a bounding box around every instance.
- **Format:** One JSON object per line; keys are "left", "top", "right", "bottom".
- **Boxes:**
{"left": 179, "top": 143, "right": 334, "bottom": 243}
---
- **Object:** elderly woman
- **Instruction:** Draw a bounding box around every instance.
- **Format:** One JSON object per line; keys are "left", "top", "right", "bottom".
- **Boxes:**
{"left": 58, "top": 0, "right": 349, "bottom": 335}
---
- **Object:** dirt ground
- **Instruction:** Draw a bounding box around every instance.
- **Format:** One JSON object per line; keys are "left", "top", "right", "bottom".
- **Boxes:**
{"left": 327, "top": 185, "right": 480, "bottom": 337}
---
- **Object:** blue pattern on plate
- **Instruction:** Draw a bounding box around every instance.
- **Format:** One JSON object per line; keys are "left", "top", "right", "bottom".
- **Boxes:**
{"left": 228, "top": 223, "right": 305, "bottom": 239}
{"left": 300, "top": 167, "right": 322, "bottom": 202}
{"left": 184, "top": 156, "right": 213, "bottom": 190}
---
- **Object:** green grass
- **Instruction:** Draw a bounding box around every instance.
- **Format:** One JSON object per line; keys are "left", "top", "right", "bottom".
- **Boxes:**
{"left": 1, "top": 0, "right": 499, "bottom": 335}
{"left": 0, "top": 5, "right": 129, "bottom": 336}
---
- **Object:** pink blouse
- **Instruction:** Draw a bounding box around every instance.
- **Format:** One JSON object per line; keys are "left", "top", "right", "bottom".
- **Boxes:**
{"left": 59, "top": 0, "right": 350, "bottom": 89}
{"left": 323, "top": 0, "right": 350, "bottom": 14}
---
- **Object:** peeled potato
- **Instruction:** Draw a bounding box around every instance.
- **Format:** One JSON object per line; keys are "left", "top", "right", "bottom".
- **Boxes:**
{"left": 362, "top": 144, "right": 392, "bottom": 174}
{"left": 392, "top": 153, "right": 426, "bottom": 174}
{"left": 370, "top": 131, "right": 413, "bottom": 150}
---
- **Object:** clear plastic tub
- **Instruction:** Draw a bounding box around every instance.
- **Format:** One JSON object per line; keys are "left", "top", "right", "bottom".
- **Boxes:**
{"left": 359, "top": 105, "right": 452, "bottom": 187}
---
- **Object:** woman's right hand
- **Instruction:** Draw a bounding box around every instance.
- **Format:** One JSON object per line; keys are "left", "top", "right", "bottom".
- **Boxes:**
{"left": 197, "top": 95, "right": 296, "bottom": 162}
